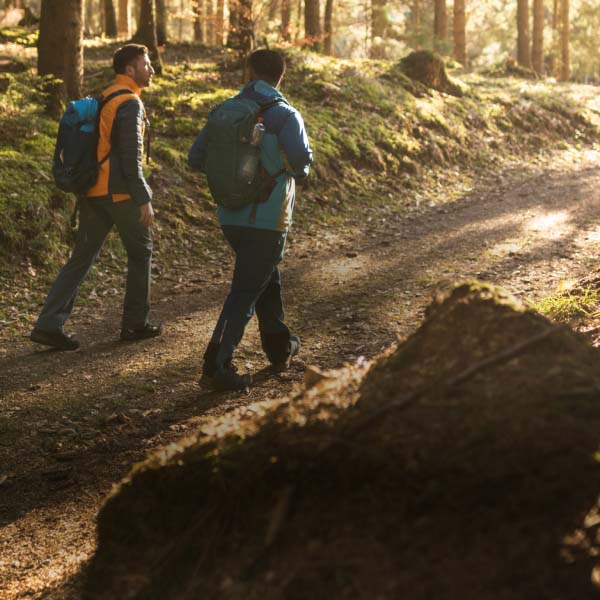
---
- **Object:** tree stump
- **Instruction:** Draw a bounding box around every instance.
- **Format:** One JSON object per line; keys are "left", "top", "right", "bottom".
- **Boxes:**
{"left": 399, "top": 50, "right": 464, "bottom": 97}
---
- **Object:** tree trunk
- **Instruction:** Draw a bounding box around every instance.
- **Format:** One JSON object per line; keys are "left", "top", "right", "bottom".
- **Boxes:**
{"left": 206, "top": 0, "right": 214, "bottom": 45}
{"left": 531, "top": 0, "right": 543, "bottom": 74}
{"left": 560, "top": 0, "right": 569, "bottom": 80}
{"left": 453, "top": 0, "right": 466, "bottom": 65}
{"left": 323, "top": 0, "right": 332, "bottom": 54}
{"left": 118, "top": 0, "right": 130, "bottom": 36}
{"left": 304, "top": 0, "right": 321, "bottom": 51}
{"left": 371, "top": 0, "right": 386, "bottom": 39}
{"left": 104, "top": 0, "right": 118, "bottom": 36}
{"left": 281, "top": 0, "right": 291, "bottom": 40}
{"left": 412, "top": 0, "right": 421, "bottom": 46}
{"left": 433, "top": 0, "right": 446, "bottom": 50}
{"left": 268, "top": 0, "right": 278, "bottom": 20}
{"left": 84, "top": 0, "right": 96, "bottom": 34}
{"left": 228, "top": 0, "right": 252, "bottom": 55}
{"left": 194, "top": 0, "right": 204, "bottom": 42}
{"left": 516, "top": 0, "right": 531, "bottom": 68}
{"left": 238, "top": 0, "right": 253, "bottom": 53}
{"left": 133, "top": 0, "right": 163, "bottom": 74}
{"left": 228, "top": 0, "right": 239, "bottom": 47}
{"left": 215, "top": 0, "right": 224, "bottom": 45}
{"left": 38, "top": 0, "right": 83, "bottom": 109}
{"left": 295, "top": 0, "right": 302, "bottom": 40}
{"left": 155, "top": 0, "right": 167, "bottom": 45}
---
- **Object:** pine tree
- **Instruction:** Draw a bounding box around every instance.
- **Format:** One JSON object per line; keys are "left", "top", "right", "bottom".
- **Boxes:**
{"left": 323, "top": 0, "right": 333, "bottom": 54}
{"left": 531, "top": 0, "right": 544, "bottom": 74}
{"left": 118, "top": 0, "right": 130, "bottom": 37}
{"left": 155, "top": 0, "right": 168, "bottom": 45}
{"left": 281, "top": 0, "right": 291, "bottom": 41}
{"left": 304, "top": 0, "right": 321, "bottom": 50}
{"left": 560, "top": 0, "right": 570, "bottom": 80}
{"left": 453, "top": 0, "right": 466, "bottom": 65}
{"left": 38, "top": 0, "right": 83, "bottom": 108}
{"left": 517, "top": 0, "right": 531, "bottom": 68}
{"left": 194, "top": 0, "right": 204, "bottom": 42}
{"left": 133, "top": 0, "right": 163, "bottom": 74}
{"left": 434, "top": 0, "right": 447, "bottom": 51}
{"left": 104, "top": 0, "right": 118, "bottom": 37}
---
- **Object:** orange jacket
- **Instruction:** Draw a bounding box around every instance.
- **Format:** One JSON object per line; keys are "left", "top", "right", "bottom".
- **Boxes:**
{"left": 86, "top": 75, "right": 152, "bottom": 205}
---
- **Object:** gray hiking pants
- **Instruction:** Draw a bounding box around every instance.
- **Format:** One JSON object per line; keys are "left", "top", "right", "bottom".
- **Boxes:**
{"left": 35, "top": 197, "right": 152, "bottom": 332}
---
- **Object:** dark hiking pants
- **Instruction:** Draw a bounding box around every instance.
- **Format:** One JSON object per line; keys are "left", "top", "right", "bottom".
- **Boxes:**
{"left": 210, "top": 225, "right": 291, "bottom": 369}
{"left": 35, "top": 198, "right": 152, "bottom": 332}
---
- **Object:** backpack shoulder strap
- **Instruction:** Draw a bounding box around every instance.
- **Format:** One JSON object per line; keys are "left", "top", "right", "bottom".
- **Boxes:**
{"left": 257, "top": 97, "right": 286, "bottom": 114}
{"left": 97, "top": 89, "right": 137, "bottom": 165}
{"left": 99, "top": 88, "right": 136, "bottom": 110}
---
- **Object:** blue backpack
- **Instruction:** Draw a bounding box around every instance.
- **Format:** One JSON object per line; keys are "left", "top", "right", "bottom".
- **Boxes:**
{"left": 52, "top": 89, "right": 131, "bottom": 194}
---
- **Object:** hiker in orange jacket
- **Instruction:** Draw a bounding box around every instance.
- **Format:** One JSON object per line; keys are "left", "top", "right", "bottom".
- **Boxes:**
{"left": 30, "top": 44, "right": 161, "bottom": 351}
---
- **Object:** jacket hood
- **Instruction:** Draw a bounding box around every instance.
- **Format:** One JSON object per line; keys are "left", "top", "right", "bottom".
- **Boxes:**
{"left": 239, "top": 80, "right": 288, "bottom": 104}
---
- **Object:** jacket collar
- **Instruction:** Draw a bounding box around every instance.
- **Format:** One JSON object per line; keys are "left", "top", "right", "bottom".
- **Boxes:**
{"left": 241, "top": 80, "right": 287, "bottom": 104}
{"left": 115, "top": 74, "right": 141, "bottom": 95}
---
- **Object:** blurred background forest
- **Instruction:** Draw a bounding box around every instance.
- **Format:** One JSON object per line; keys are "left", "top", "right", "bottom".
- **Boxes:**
{"left": 1, "top": 0, "right": 600, "bottom": 84}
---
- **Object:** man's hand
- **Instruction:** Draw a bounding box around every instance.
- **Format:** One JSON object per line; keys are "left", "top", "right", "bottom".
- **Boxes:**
{"left": 140, "top": 202, "right": 155, "bottom": 228}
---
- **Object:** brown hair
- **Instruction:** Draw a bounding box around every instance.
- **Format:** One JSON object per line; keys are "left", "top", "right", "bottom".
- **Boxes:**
{"left": 113, "top": 44, "right": 148, "bottom": 74}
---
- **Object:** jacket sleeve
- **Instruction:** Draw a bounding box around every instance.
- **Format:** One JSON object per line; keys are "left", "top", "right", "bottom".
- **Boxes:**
{"left": 188, "top": 126, "right": 207, "bottom": 172}
{"left": 278, "top": 110, "right": 313, "bottom": 179}
{"left": 115, "top": 98, "right": 153, "bottom": 206}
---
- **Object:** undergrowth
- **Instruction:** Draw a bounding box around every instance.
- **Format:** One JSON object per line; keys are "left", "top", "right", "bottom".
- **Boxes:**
{"left": 535, "top": 285, "right": 600, "bottom": 323}
{"left": 1, "top": 40, "right": 600, "bottom": 328}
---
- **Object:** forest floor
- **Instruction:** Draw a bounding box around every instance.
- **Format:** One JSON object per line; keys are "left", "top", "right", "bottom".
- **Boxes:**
{"left": 2, "top": 143, "right": 600, "bottom": 598}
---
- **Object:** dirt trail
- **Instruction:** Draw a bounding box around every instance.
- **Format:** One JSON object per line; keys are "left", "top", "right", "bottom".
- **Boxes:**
{"left": 2, "top": 147, "right": 600, "bottom": 599}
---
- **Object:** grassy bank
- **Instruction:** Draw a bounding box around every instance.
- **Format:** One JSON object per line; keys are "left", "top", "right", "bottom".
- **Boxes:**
{"left": 1, "top": 40, "right": 600, "bottom": 330}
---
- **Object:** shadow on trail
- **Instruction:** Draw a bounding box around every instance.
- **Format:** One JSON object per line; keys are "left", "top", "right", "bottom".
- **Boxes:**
{"left": 1, "top": 163, "right": 599, "bottom": 558}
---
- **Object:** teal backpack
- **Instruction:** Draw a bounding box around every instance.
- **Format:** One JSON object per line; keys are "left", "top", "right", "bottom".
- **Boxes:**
{"left": 204, "top": 96, "right": 283, "bottom": 209}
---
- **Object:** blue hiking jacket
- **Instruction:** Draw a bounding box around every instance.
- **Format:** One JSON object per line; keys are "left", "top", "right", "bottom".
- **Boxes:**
{"left": 188, "top": 80, "right": 313, "bottom": 232}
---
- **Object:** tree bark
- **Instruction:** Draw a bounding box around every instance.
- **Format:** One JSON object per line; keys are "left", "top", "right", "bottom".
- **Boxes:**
{"left": 281, "top": 0, "right": 291, "bottom": 40}
{"left": 453, "top": 0, "right": 466, "bottom": 65}
{"left": 228, "top": 0, "right": 253, "bottom": 55}
{"left": 323, "top": 0, "right": 333, "bottom": 54}
{"left": 215, "top": 0, "right": 224, "bottom": 45}
{"left": 268, "top": 0, "right": 278, "bottom": 20}
{"left": 560, "top": 0, "right": 569, "bottom": 80}
{"left": 516, "top": 0, "right": 531, "bottom": 68}
{"left": 118, "top": 0, "right": 130, "bottom": 36}
{"left": 38, "top": 0, "right": 83, "bottom": 108}
{"left": 206, "top": 0, "right": 214, "bottom": 45}
{"left": 433, "top": 0, "right": 446, "bottom": 50}
{"left": 104, "top": 0, "right": 118, "bottom": 36}
{"left": 531, "top": 0, "right": 543, "bottom": 74}
{"left": 194, "top": 0, "right": 204, "bottom": 42}
{"left": 304, "top": 0, "right": 321, "bottom": 51}
{"left": 295, "top": 0, "right": 302, "bottom": 41}
{"left": 371, "top": 0, "right": 386, "bottom": 39}
{"left": 133, "top": 0, "right": 163, "bottom": 74}
{"left": 155, "top": 0, "right": 167, "bottom": 45}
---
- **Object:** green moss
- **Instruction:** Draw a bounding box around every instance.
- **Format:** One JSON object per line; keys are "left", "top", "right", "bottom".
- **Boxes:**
{"left": 535, "top": 286, "right": 600, "bottom": 323}
{"left": 1, "top": 42, "right": 599, "bottom": 275}
{"left": 0, "top": 26, "right": 38, "bottom": 47}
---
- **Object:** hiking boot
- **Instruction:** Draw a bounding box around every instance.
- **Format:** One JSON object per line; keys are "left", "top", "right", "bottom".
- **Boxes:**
{"left": 211, "top": 367, "right": 252, "bottom": 391}
{"left": 272, "top": 335, "right": 300, "bottom": 372}
{"left": 30, "top": 327, "right": 80, "bottom": 351}
{"left": 120, "top": 322, "right": 162, "bottom": 341}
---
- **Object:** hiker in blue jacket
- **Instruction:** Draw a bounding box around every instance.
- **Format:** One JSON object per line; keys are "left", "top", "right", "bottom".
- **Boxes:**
{"left": 189, "top": 49, "right": 313, "bottom": 390}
